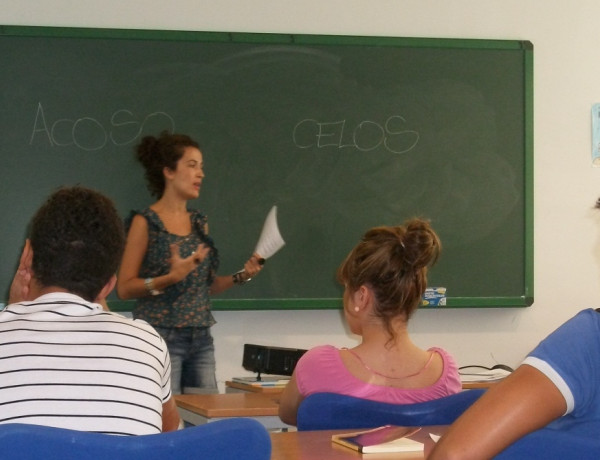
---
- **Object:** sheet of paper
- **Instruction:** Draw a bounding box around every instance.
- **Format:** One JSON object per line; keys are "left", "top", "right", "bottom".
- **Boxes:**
{"left": 254, "top": 205, "right": 285, "bottom": 259}
{"left": 459, "top": 368, "right": 511, "bottom": 382}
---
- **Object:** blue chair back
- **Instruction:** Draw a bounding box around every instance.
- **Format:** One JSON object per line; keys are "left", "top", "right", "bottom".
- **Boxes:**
{"left": 495, "top": 421, "right": 600, "bottom": 459}
{"left": 0, "top": 418, "right": 271, "bottom": 460}
{"left": 297, "top": 389, "right": 485, "bottom": 431}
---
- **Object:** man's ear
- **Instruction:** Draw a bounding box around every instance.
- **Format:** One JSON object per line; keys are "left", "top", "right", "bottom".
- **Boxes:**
{"left": 95, "top": 274, "right": 117, "bottom": 303}
{"left": 8, "top": 239, "right": 34, "bottom": 303}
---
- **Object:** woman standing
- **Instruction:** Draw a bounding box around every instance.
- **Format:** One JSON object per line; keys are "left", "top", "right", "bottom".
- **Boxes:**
{"left": 117, "top": 131, "right": 263, "bottom": 394}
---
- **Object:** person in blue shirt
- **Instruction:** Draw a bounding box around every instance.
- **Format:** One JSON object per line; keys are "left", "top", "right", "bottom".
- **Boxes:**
{"left": 428, "top": 198, "right": 600, "bottom": 459}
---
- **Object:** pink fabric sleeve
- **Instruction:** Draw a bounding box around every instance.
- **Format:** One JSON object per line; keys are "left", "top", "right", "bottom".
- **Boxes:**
{"left": 295, "top": 345, "right": 342, "bottom": 396}
{"left": 295, "top": 345, "right": 462, "bottom": 404}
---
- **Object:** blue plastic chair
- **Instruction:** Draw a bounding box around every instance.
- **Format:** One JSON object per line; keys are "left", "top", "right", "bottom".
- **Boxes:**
{"left": 495, "top": 421, "right": 600, "bottom": 459}
{"left": 297, "top": 389, "right": 486, "bottom": 431}
{"left": 0, "top": 418, "right": 271, "bottom": 460}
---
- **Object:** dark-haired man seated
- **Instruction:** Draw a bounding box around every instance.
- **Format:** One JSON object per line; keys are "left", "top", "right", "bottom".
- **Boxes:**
{"left": 2, "top": 186, "right": 180, "bottom": 435}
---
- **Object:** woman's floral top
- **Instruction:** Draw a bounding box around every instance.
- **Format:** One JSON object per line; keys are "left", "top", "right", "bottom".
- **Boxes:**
{"left": 126, "top": 208, "right": 219, "bottom": 328}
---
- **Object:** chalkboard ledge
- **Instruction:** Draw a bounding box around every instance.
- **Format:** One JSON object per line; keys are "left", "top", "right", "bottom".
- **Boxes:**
{"left": 106, "top": 296, "right": 533, "bottom": 312}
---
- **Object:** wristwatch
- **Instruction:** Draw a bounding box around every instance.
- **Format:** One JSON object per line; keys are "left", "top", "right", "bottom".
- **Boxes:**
{"left": 232, "top": 270, "right": 251, "bottom": 285}
{"left": 144, "top": 278, "right": 161, "bottom": 296}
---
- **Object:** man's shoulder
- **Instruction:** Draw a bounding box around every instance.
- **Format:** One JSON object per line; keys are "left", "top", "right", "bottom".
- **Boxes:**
{"left": 102, "top": 312, "right": 162, "bottom": 336}
{"left": 549, "top": 308, "right": 600, "bottom": 339}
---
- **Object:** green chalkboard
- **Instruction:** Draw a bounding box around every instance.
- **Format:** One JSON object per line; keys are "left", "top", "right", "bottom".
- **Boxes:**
{"left": 0, "top": 26, "right": 533, "bottom": 310}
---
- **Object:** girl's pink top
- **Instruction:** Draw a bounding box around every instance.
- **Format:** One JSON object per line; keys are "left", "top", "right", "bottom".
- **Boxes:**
{"left": 294, "top": 345, "right": 462, "bottom": 404}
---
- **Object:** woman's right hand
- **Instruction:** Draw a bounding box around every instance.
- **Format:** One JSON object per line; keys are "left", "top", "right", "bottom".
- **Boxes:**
{"left": 167, "top": 243, "right": 209, "bottom": 283}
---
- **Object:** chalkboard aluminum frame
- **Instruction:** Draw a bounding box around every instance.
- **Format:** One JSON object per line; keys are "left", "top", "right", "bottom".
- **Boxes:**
{"left": 0, "top": 26, "right": 533, "bottom": 310}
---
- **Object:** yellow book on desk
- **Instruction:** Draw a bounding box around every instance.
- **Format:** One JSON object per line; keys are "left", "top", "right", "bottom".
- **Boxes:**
{"left": 332, "top": 425, "right": 423, "bottom": 454}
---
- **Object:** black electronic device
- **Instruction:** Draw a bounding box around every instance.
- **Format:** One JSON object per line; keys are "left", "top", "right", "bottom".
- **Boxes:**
{"left": 242, "top": 343, "right": 307, "bottom": 380}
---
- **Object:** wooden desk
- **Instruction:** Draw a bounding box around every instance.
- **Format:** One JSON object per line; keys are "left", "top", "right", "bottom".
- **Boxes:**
{"left": 175, "top": 393, "right": 292, "bottom": 431}
{"left": 461, "top": 380, "right": 500, "bottom": 390}
{"left": 270, "top": 426, "right": 448, "bottom": 459}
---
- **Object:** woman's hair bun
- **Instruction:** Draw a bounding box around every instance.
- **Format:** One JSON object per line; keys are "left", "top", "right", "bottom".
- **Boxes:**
{"left": 399, "top": 218, "right": 441, "bottom": 271}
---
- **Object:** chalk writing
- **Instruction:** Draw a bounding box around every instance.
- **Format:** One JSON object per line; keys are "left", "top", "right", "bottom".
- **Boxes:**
{"left": 292, "top": 115, "right": 419, "bottom": 154}
{"left": 29, "top": 103, "right": 175, "bottom": 151}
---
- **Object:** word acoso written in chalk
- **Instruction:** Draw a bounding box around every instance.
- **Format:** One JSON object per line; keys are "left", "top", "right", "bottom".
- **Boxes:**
{"left": 28, "top": 103, "right": 176, "bottom": 151}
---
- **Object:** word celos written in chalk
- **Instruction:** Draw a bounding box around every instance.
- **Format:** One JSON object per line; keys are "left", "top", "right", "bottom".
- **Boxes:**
{"left": 292, "top": 115, "right": 419, "bottom": 155}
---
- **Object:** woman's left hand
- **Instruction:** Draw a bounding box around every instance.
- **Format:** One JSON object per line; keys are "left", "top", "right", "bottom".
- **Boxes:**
{"left": 243, "top": 253, "right": 264, "bottom": 279}
{"left": 210, "top": 253, "right": 265, "bottom": 294}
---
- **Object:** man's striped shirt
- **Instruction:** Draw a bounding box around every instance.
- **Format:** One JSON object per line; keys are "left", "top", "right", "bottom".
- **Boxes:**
{"left": 0, "top": 292, "right": 172, "bottom": 435}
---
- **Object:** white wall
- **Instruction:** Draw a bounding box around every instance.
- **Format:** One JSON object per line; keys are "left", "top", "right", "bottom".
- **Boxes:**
{"left": 5, "top": 0, "right": 600, "bottom": 390}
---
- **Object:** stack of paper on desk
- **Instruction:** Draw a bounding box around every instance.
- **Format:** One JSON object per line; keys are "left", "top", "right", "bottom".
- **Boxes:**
{"left": 459, "top": 368, "right": 511, "bottom": 383}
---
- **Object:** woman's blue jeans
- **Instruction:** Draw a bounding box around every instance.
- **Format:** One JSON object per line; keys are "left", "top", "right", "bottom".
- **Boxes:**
{"left": 154, "top": 326, "right": 218, "bottom": 395}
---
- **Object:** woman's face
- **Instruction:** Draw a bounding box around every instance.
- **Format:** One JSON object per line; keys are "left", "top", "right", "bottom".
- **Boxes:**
{"left": 165, "top": 146, "right": 204, "bottom": 199}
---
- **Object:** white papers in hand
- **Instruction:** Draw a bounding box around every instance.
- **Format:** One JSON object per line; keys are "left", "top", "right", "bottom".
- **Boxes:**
{"left": 254, "top": 206, "right": 285, "bottom": 260}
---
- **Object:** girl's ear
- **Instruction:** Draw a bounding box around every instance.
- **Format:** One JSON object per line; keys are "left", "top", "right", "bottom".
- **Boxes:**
{"left": 163, "top": 166, "right": 175, "bottom": 180}
{"left": 353, "top": 284, "right": 372, "bottom": 312}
